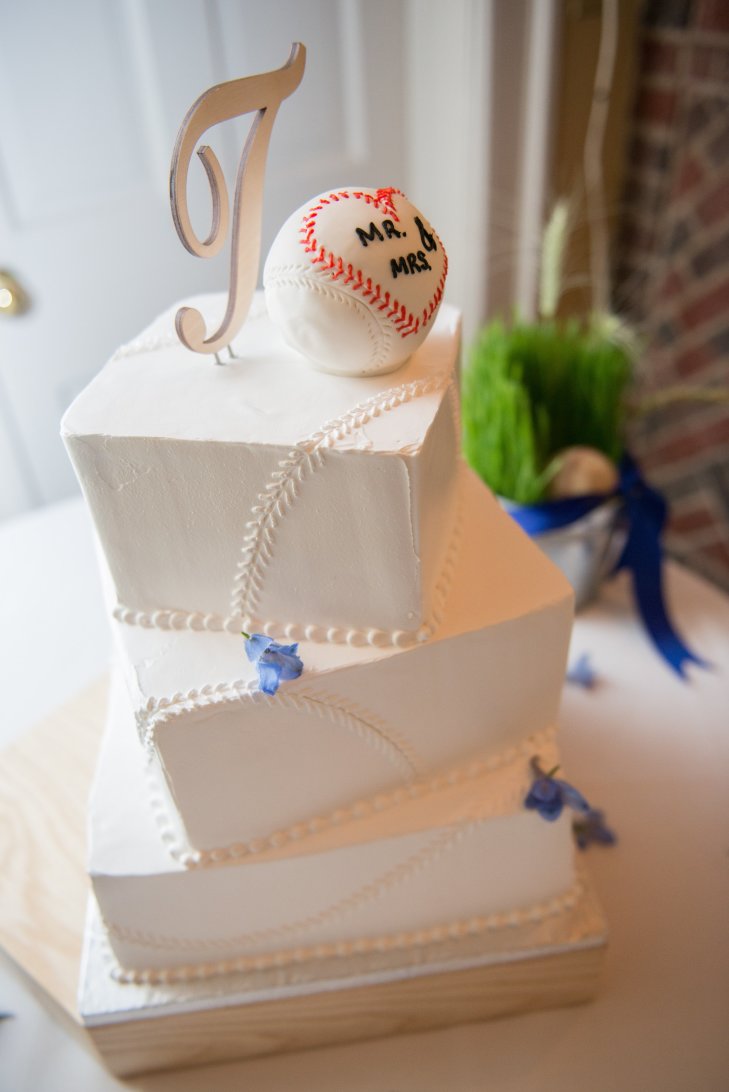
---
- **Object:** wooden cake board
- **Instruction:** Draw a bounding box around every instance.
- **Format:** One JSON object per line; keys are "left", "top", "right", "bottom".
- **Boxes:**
{"left": 0, "top": 678, "right": 607, "bottom": 1078}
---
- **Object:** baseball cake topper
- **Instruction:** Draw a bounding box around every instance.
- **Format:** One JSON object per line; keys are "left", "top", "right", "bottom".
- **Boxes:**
{"left": 170, "top": 43, "right": 305, "bottom": 360}
{"left": 264, "top": 187, "right": 448, "bottom": 377}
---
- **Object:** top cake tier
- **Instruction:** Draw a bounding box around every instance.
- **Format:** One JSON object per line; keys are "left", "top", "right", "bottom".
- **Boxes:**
{"left": 62, "top": 293, "right": 461, "bottom": 646}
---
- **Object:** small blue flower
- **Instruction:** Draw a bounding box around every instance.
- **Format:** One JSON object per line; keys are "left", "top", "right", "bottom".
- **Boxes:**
{"left": 566, "top": 652, "right": 597, "bottom": 689}
{"left": 573, "top": 808, "right": 617, "bottom": 850}
{"left": 524, "top": 757, "right": 591, "bottom": 822}
{"left": 242, "top": 632, "right": 304, "bottom": 695}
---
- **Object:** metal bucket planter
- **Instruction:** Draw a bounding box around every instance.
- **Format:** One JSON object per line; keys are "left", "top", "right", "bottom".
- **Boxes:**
{"left": 502, "top": 498, "right": 624, "bottom": 610}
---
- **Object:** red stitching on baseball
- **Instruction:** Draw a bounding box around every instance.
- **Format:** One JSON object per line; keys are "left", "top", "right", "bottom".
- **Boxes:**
{"left": 375, "top": 187, "right": 399, "bottom": 219}
{"left": 297, "top": 189, "right": 445, "bottom": 339}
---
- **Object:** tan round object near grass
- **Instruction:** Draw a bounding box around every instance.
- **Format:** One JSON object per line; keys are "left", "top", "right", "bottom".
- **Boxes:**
{"left": 548, "top": 446, "right": 619, "bottom": 498}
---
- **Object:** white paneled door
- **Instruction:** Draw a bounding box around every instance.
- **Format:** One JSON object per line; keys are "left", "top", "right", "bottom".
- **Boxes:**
{"left": 0, "top": 0, "right": 407, "bottom": 517}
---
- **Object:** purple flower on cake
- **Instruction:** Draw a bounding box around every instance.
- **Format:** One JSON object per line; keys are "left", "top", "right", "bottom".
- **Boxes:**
{"left": 573, "top": 808, "right": 617, "bottom": 850}
{"left": 242, "top": 632, "right": 304, "bottom": 695}
{"left": 566, "top": 652, "right": 598, "bottom": 689}
{"left": 524, "top": 757, "right": 591, "bottom": 822}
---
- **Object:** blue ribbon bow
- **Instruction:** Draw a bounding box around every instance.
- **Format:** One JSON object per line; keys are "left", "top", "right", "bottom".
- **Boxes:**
{"left": 509, "top": 454, "right": 707, "bottom": 678}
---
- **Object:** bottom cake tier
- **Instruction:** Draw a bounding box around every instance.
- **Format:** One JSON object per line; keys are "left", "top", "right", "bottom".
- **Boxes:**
{"left": 88, "top": 675, "right": 592, "bottom": 984}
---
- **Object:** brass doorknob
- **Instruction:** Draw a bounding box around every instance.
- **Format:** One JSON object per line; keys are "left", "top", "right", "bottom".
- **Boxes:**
{"left": 0, "top": 269, "right": 30, "bottom": 316}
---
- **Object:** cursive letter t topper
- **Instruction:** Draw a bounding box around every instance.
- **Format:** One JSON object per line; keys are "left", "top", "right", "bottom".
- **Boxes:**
{"left": 170, "top": 43, "right": 306, "bottom": 357}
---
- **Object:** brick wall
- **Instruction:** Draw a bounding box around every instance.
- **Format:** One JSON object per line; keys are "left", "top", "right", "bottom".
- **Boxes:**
{"left": 616, "top": 0, "right": 729, "bottom": 590}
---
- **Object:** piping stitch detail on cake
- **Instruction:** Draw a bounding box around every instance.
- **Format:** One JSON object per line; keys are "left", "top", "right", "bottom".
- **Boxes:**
{"left": 145, "top": 723, "right": 559, "bottom": 869}
{"left": 447, "top": 373, "right": 462, "bottom": 441}
{"left": 107, "top": 294, "right": 461, "bottom": 648}
{"left": 241, "top": 455, "right": 466, "bottom": 648}
{"left": 138, "top": 687, "right": 424, "bottom": 784}
{"left": 415, "top": 442, "right": 464, "bottom": 642}
{"left": 230, "top": 371, "right": 451, "bottom": 626}
{"left": 107, "top": 872, "right": 586, "bottom": 984}
{"left": 112, "top": 386, "right": 465, "bottom": 649}
{"left": 113, "top": 604, "right": 240, "bottom": 633}
{"left": 106, "top": 823, "right": 468, "bottom": 953}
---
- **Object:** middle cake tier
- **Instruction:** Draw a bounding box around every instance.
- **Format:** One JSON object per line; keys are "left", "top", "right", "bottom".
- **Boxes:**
{"left": 114, "top": 468, "right": 574, "bottom": 858}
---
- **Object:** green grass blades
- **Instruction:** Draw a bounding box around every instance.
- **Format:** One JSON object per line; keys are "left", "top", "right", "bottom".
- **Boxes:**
{"left": 462, "top": 318, "right": 632, "bottom": 504}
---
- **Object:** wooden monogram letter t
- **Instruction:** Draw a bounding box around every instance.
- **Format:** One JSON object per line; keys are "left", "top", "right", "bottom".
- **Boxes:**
{"left": 170, "top": 43, "right": 306, "bottom": 356}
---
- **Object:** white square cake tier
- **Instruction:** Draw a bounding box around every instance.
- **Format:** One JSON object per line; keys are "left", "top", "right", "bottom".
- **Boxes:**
{"left": 90, "top": 672, "right": 578, "bottom": 980}
{"left": 113, "top": 468, "right": 573, "bottom": 856}
{"left": 62, "top": 293, "right": 461, "bottom": 643}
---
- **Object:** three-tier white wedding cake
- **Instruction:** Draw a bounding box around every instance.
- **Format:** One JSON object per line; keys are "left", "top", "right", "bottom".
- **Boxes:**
{"left": 61, "top": 281, "right": 605, "bottom": 992}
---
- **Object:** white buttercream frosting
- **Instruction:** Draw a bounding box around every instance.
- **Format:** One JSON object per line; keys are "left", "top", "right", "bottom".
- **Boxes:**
{"left": 90, "top": 674, "right": 578, "bottom": 979}
{"left": 109, "top": 468, "right": 572, "bottom": 855}
{"left": 65, "top": 287, "right": 583, "bottom": 985}
{"left": 62, "top": 293, "right": 461, "bottom": 641}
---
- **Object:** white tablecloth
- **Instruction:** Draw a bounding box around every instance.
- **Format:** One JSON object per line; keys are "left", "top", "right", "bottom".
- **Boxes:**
{"left": 1, "top": 497, "right": 728, "bottom": 1091}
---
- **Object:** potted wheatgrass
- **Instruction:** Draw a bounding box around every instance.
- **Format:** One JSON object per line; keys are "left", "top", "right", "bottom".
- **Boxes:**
{"left": 462, "top": 201, "right": 635, "bottom": 608}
